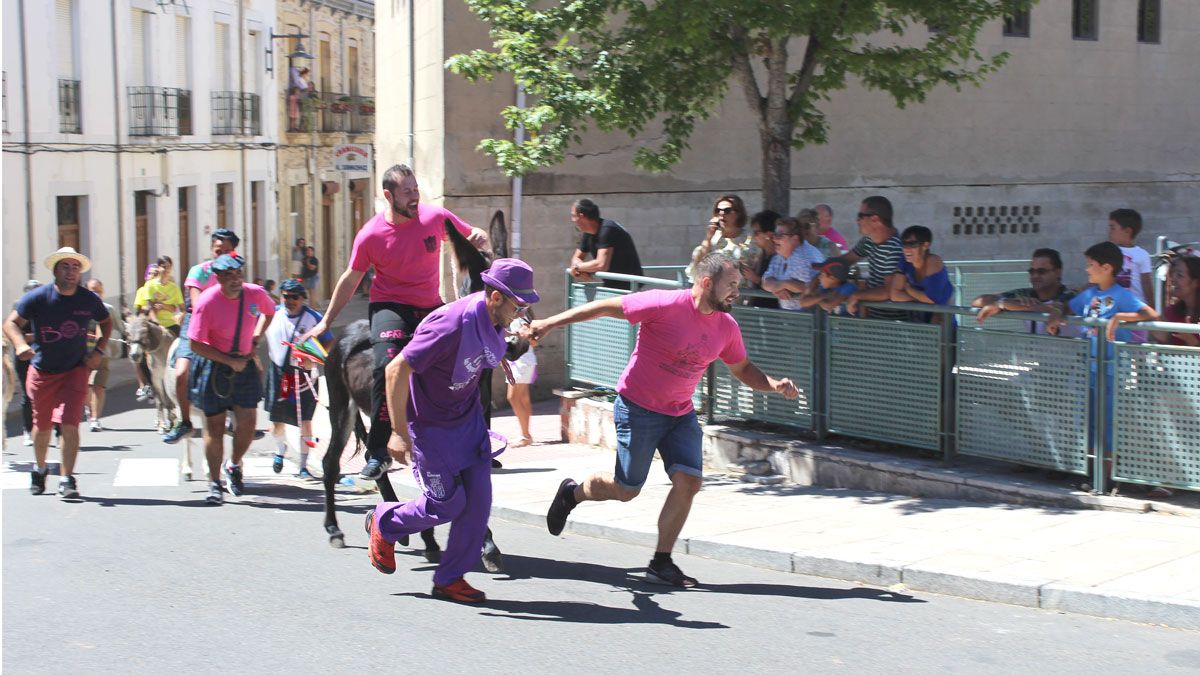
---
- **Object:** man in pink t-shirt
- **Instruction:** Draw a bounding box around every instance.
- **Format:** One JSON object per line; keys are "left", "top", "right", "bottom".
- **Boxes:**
{"left": 814, "top": 203, "right": 850, "bottom": 252}
{"left": 187, "top": 254, "right": 275, "bottom": 505}
{"left": 299, "top": 164, "right": 489, "bottom": 480}
{"left": 527, "top": 252, "right": 798, "bottom": 588}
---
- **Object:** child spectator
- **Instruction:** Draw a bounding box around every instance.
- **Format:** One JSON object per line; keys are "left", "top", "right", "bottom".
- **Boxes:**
{"left": 799, "top": 258, "right": 858, "bottom": 314}
{"left": 1152, "top": 256, "right": 1199, "bottom": 347}
{"left": 1107, "top": 208, "right": 1153, "bottom": 342}
{"left": 762, "top": 217, "right": 826, "bottom": 310}
{"left": 891, "top": 225, "right": 954, "bottom": 323}
{"left": 797, "top": 208, "right": 842, "bottom": 259}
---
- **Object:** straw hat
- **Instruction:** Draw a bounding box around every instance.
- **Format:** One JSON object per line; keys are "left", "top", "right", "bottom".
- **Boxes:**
{"left": 44, "top": 247, "right": 92, "bottom": 273}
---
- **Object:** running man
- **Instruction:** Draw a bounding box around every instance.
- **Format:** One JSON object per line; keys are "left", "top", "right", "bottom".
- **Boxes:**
{"left": 4, "top": 247, "right": 111, "bottom": 499}
{"left": 527, "top": 252, "right": 798, "bottom": 587}
{"left": 186, "top": 254, "right": 274, "bottom": 504}
{"left": 298, "top": 164, "right": 488, "bottom": 481}
{"left": 163, "top": 229, "right": 240, "bottom": 444}
{"left": 263, "top": 279, "right": 333, "bottom": 478}
{"left": 365, "top": 259, "right": 538, "bottom": 603}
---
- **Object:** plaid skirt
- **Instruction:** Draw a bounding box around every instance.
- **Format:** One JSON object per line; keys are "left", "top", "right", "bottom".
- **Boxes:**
{"left": 188, "top": 355, "right": 262, "bottom": 415}
{"left": 264, "top": 361, "right": 319, "bottom": 425}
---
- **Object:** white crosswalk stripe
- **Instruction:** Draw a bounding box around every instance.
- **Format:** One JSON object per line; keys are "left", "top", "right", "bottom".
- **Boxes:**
{"left": 113, "top": 458, "right": 180, "bottom": 487}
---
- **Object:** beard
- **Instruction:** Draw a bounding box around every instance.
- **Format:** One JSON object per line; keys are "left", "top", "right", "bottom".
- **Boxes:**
{"left": 390, "top": 194, "right": 418, "bottom": 219}
{"left": 705, "top": 286, "right": 734, "bottom": 313}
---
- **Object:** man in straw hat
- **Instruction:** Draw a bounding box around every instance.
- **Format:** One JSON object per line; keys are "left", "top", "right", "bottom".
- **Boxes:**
{"left": 364, "top": 258, "right": 537, "bottom": 604}
{"left": 4, "top": 247, "right": 111, "bottom": 499}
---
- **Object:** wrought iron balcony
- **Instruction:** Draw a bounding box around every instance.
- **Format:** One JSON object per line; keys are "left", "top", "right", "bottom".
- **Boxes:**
{"left": 128, "top": 86, "right": 192, "bottom": 136}
{"left": 58, "top": 79, "right": 81, "bottom": 134}
{"left": 211, "top": 92, "right": 261, "bottom": 135}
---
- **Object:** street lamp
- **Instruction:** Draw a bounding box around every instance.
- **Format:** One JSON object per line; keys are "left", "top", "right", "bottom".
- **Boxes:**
{"left": 266, "top": 31, "right": 313, "bottom": 74}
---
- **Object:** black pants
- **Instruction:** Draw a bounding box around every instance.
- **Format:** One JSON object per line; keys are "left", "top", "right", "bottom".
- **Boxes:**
{"left": 366, "top": 302, "right": 438, "bottom": 463}
{"left": 15, "top": 358, "right": 33, "bottom": 433}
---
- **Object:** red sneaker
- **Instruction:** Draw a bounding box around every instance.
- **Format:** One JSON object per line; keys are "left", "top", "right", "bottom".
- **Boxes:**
{"left": 432, "top": 577, "right": 487, "bottom": 604}
{"left": 365, "top": 510, "right": 395, "bottom": 574}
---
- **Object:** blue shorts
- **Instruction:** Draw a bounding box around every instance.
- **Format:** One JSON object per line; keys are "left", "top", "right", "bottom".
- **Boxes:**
{"left": 613, "top": 394, "right": 703, "bottom": 490}
{"left": 171, "top": 312, "right": 194, "bottom": 367}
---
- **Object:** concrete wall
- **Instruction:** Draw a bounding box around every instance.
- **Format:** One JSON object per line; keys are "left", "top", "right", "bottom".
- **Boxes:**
{"left": 377, "top": 0, "right": 1200, "bottom": 399}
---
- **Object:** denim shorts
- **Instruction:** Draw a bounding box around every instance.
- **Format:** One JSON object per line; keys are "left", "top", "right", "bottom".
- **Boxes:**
{"left": 613, "top": 394, "right": 703, "bottom": 490}
{"left": 171, "top": 312, "right": 194, "bottom": 367}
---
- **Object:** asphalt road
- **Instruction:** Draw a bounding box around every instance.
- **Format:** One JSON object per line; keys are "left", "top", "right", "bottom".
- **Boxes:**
{"left": 4, "top": 385, "right": 1198, "bottom": 674}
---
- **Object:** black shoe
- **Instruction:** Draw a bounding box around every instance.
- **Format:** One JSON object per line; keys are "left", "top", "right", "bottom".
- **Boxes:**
{"left": 546, "top": 478, "right": 578, "bottom": 536}
{"left": 57, "top": 475, "right": 80, "bottom": 500}
{"left": 272, "top": 454, "right": 285, "bottom": 474}
{"left": 206, "top": 481, "right": 224, "bottom": 505}
{"left": 30, "top": 467, "right": 49, "bottom": 495}
{"left": 225, "top": 463, "right": 245, "bottom": 497}
{"left": 646, "top": 559, "right": 698, "bottom": 588}
{"left": 360, "top": 456, "right": 392, "bottom": 481}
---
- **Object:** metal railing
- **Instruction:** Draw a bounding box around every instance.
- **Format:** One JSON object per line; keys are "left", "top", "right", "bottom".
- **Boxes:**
{"left": 564, "top": 269, "right": 1200, "bottom": 495}
{"left": 211, "top": 92, "right": 261, "bottom": 135}
{"left": 128, "top": 86, "right": 192, "bottom": 136}
{"left": 58, "top": 79, "right": 81, "bottom": 133}
{"left": 348, "top": 94, "right": 374, "bottom": 133}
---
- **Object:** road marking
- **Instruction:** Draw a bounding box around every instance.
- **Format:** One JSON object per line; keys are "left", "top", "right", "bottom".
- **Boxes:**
{"left": 113, "top": 458, "right": 180, "bottom": 487}
{"left": 2, "top": 470, "right": 32, "bottom": 490}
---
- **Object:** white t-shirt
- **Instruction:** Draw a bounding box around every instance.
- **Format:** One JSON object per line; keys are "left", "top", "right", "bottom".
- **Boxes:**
{"left": 1117, "top": 245, "right": 1152, "bottom": 302}
{"left": 265, "top": 305, "right": 325, "bottom": 367}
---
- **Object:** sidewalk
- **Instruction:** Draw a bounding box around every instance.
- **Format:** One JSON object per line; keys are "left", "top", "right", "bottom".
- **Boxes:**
{"left": 339, "top": 400, "right": 1200, "bottom": 630}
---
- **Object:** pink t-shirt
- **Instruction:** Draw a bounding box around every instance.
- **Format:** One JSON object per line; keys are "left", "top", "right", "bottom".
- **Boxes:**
{"left": 822, "top": 227, "right": 850, "bottom": 252}
{"left": 617, "top": 289, "right": 747, "bottom": 416}
{"left": 349, "top": 204, "right": 472, "bottom": 307}
{"left": 188, "top": 283, "right": 275, "bottom": 355}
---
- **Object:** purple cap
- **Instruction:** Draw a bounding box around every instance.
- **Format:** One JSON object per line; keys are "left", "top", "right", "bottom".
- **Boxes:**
{"left": 480, "top": 258, "right": 539, "bottom": 304}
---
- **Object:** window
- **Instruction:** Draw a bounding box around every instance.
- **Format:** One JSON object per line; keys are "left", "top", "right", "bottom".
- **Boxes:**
{"left": 175, "top": 16, "right": 191, "bottom": 89}
{"left": 216, "top": 183, "right": 232, "bottom": 230}
{"left": 215, "top": 22, "right": 231, "bottom": 91}
{"left": 130, "top": 9, "right": 150, "bottom": 87}
{"left": 1002, "top": 2, "right": 1030, "bottom": 37}
{"left": 1137, "top": 0, "right": 1161, "bottom": 44}
{"left": 1072, "top": 0, "right": 1098, "bottom": 40}
{"left": 57, "top": 0, "right": 76, "bottom": 80}
{"left": 290, "top": 185, "right": 305, "bottom": 238}
{"left": 319, "top": 37, "right": 332, "bottom": 92}
{"left": 57, "top": 196, "right": 82, "bottom": 249}
{"left": 348, "top": 40, "right": 359, "bottom": 96}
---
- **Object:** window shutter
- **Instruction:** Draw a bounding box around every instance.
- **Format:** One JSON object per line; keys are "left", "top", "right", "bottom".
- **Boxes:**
{"left": 215, "top": 23, "right": 229, "bottom": 90}
{"left": 175, "top": 16, "right": 189, "bottom": 89}
{"left": 130, "top": 10, "right": 145, "bottom": 86}
{"left": 56, "top": 0, "right": 75, "bottom": 79}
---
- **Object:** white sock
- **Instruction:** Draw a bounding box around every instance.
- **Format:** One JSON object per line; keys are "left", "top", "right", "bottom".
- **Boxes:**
{"left": 299, "top": 451, "right": 309, "bottom": 470}
{"left": 272, "top": 432, "right": 290, "bottom": 457}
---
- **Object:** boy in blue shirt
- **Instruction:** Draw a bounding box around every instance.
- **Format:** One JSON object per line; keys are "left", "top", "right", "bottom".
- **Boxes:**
{"left": 799, "top": 258, "right": 858, "bottom": 314}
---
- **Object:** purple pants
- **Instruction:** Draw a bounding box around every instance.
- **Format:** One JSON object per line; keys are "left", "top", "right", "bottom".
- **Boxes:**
{"left": 373, "top": 428, "right": 493, "bottom": 586}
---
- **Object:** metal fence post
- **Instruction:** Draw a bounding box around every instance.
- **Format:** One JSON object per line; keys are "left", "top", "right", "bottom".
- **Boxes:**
{"left": 1092, "top": 337, "right": 1108, "bottom": 495}
{"left": 939, "top": 316, "right": 957, "bottom": 463}
{"left": 813, "top": 309, "right": 828, "bottom": 441}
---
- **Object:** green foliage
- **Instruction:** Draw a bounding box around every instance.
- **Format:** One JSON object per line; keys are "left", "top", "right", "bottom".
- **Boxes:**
{"left": 447, "top": 0, "right": 1030, "bottom": 178}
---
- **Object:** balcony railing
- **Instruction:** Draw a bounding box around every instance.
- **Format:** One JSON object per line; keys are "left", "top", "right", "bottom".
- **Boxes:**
{"left": 287, "top": 91, "right": 373, "bottom": 134}
{"left": 58, "top": 79, "right": 81, "bottom": 133}
{"left": 211, "top": 92, "right": 261, "bottom": 135}
{"left": 128, "top": 86, "right": 192, "bottom": 136}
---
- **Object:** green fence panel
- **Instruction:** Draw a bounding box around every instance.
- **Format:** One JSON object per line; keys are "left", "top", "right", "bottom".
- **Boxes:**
{"left": 956, "top": 330, "right": 1091, "bottom": 473}
{"left": 827, "top": 317, "right": 942, "bottom": 450}
{"left": 1112, "top": 344, "right": 1200, "bottom": 490}
{"left": 953, "top": 270, "right": 1030, "bottom": 307}
{"left": 566, "top": 283, "right": 632, "bottom": 388}
{"left": 710, "top": 307, "right": 814, "bottom": 430}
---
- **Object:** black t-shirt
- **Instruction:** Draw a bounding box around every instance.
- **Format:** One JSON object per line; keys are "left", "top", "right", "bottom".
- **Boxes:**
{"left": 301, "top": 256, "right": 319, "bottom": 279}
{"left": 579, "top": 219, "right": 643, "bottom": 289}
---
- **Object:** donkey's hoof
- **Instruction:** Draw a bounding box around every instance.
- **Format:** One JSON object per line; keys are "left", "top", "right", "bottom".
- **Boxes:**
{"left": 326, "top": 525, "right": 345, "bottom": 548}
{"left": 423, "top": 547, "right": 442, "bottom": 564}
{"left": 481, "top": 546, "right": 505, "bottom": 573}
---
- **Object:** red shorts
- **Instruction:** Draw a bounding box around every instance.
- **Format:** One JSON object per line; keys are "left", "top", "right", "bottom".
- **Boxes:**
{"left": 26, "top": 365, "right": 90, "bottom": 428}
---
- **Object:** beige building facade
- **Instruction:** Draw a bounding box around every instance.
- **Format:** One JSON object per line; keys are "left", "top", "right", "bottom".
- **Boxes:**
{"left": 377, "top": 0, "right": 1200, "bottom": 396}
{"left": 274, "top": 0, "right": 374, "bottom": 300}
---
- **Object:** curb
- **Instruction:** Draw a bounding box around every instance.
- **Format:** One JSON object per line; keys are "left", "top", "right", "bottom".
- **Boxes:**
{"left": 388, "top": 480, "right": 1200, "bottom": 630}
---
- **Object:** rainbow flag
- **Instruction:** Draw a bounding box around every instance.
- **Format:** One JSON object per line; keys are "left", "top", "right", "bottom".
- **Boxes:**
{"left": 294, "top": 337, "right": 328, "bottom": 365}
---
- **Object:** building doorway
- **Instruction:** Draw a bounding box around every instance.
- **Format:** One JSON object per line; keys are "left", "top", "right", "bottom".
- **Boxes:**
{"left": 178, "top": 187, "right": 192, "bottom": 277}
{"left": 134, "top": 190, "right": 154, "bottom": 288}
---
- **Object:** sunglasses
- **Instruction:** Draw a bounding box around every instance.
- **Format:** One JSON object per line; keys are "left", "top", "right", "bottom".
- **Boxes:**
{"left": 856, "top": 212, "right": 876, "bottom": 220}
{"left": 506, "top": 295, "right": 531, "bottom": 316}
{"left": 714, "top": 207, "right": 736, "bottom": 215}
{"left": 282, "top": 293, "right": 304, "bottom": 300}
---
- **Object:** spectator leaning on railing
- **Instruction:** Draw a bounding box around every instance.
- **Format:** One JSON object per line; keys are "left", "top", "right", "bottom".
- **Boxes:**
{"left": 741, "top": 210, "right": 782, "bottom": 309}
{"left": 814, "top": 203, "right": 850, "bottom": 252}
{"left": 799, "top": 258, "right": 858, "bottom": 314}
{"left": 974, "top": 248, "right": 1079, "bottom": 336}
{"left": 1152, "top": 256, "right": 1199, "bottom": 347}
{"left": 569, "top": 198, "right": 644, "bottom": 290}
{"left": 762, "top": 217, "right": 826, "bottom": 311}
{"left": 843, "top": 196, "right": 905, "bottom": 320}
{"left": 890, "top": 226, "right": 953, "bottom": 323}
{"left": 797, "top": 208, "right": 843, "bottom": 259}
{"left": 687, "top": 194, "right": 754, "bottom": 281}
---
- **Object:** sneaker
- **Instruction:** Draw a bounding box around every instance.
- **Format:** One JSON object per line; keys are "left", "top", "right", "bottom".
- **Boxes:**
{"left": 135, "top": 386, "right": 153, "bottom": 403}
{"left": 359, "top": 456, "right": 392, "bottom": 481}
{"left": 364, "top": 510, "right": 395, "bottom": 574}
{"left": 205, "top": 481, "right": 224, "bottom": 505}
{"left": 22, "top": 432, "right": 33, "bottom": 447}
{"left": 296, "top": 467, "right": 315, "bottom": 480}
{"left": 272, "top": 454, "right": 285, "bottom": 474}
{"left": 431, "top": 577, "right": 486, "bottom": 604}
{"left": 29, "top": 466, "right": 48, "bottom": 495}
{"left": 546, "top": 478, "right": 578, "bottom": 536}
{"left": 57, "top": 475, "right": 80, "bottom": 500}
{"left": 90, "top": 419, "right": 103, "bottom": 432}
{"left": 646, "top": 559, "right": 698, "bottom": 588}
{"left": 224, "top": 463, "right": 245, "bottom": 497}
{"left": 162, "top": 420, "right": 194, "bottom": 445}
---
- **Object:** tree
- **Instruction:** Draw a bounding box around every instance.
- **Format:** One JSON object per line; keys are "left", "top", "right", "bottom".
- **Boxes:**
{"left": 447, "top": 0, "right": 1031, "bottom": 214}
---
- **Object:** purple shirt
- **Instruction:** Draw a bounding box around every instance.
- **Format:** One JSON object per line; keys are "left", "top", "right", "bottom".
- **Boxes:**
{"left": 401, "top": 295, "right": 501, "bottom": 428}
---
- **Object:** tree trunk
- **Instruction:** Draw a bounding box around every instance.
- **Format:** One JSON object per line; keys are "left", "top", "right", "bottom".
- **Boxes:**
{"left": 761, "top": 126, "right": 792, "bottom": 215}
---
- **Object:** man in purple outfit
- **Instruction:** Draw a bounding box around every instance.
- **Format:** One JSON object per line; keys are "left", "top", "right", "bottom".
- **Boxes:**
{"left": 365, "top": 258, "right": 538, "bottom": 603}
